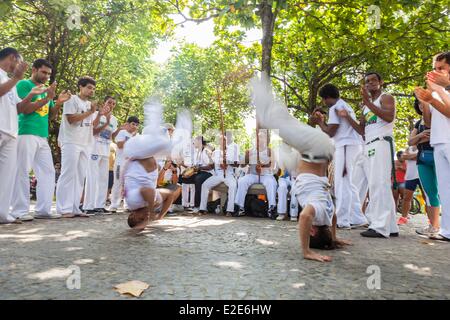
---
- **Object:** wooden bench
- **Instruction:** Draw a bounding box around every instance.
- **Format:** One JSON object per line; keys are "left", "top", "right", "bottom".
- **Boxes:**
{"left": 210, "top": 182, "right": 267, "bottom": 213}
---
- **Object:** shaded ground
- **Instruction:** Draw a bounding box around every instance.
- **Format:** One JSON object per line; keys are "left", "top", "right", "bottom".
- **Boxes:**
{"left": 0, "top": 206, "right": 449, "bottom": 300}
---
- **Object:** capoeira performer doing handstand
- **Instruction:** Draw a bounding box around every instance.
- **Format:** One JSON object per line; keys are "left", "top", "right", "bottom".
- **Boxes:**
{"left": 198, "top": 136, "right": 239, "bottom": 216}
{"left": 252, "top": 75, "right": 351, "bottom": 263}
{"left": 122, "top": 134, "right": 177, "bottom": 230}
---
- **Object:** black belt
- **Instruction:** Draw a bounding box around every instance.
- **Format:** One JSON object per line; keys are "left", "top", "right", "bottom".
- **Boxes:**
{"left": 301, "top": 154, "right": 330, "bottom": 162}
{"left": 365, "top": 136, "right": 398, "bottom": 189}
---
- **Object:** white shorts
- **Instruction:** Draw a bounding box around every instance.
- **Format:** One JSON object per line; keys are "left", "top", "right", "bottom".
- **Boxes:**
{"left": 292, "top": 173, "right": 334, "bottom": 226}
{"left": 125, "top": 188, "right": 163, "bottom": 212}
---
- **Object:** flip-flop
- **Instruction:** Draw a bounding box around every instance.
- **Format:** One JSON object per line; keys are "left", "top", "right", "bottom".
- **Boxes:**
{"left": 429, "top": 234, "right": 450, "bottom": 242}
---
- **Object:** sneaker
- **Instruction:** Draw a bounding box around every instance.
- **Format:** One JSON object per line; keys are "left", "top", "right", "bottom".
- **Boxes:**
{"left": 290, "top": 216, "right": 298, "bottom": 222}
{"left": 95, "top": 208, "right": 112, "bottom": 216}
{"left": 337, "top": 225, "right": 352, "bottom": 230}
{"left": 192, "top": 207, "right": 200, "bottom": 214}
{"left": 84, "top": 210, "right": 97, "bottom": 216}
{"left": 390, "top": 232, "right": 399, "bottom": 237}
{"left": 361, "top": 229, "right": 386, "bottom": 238}
{"left": 108, "top": 207, "right": 118, "bottom": 213}
{"left": 416, "top": 225, "right": 439, "bottom": 236}
{"left": 0, "top": 215, "right": 20, "bottom": 224}
{"left": 172, "top": 204, "right": 185, "bottom": 212}
{"left": 237, "top": 208, "right": 246, "bottom": 217}
{"left": 225, "top": 212, "right": 233, "bottom": 217}
{"left": 185, "top": 207, "right": 194, "bottom": 212}
{"left": 74, "top": 213, "right": 90, "bottom": 218}
{"left": 268, "top": 206, "right": 277, "bottom": 220}
{"left": 34, "top": 213, "right": 62, "bottom": 219}
{"left": 20, "top": 214, "right": 34, "bottom": 222}
{"left": 276, "top": 215, "right": 286, "bottom": 221}
{"left": 397, "top": 217, "right": 408, "bottom": 225}
{"left": 429, "top": 234, "right": 450, "bottom": 242}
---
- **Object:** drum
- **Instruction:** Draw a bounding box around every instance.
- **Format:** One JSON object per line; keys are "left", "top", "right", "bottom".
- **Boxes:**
{"left": 182, "top": 167, "right": 197, "bottom": 178}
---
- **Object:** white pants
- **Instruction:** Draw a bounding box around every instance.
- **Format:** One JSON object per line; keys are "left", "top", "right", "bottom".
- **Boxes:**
{"left": 334, "top": 144, "right": 367, "bottom": 227}
{"left": 182, "top": 184, "right": 195, "bottom": 207}
{"left": 11, "top": 135, "right": 55, "bottom": 218}
{"left": 0, "top": 133, "right": 17, "bottom": 222}
{"left": 352, "top": 149, "right": 369, "bottom": 210}
{"left": 83, "top": 154, "right": 109, "bottom": 210}
{"left": 361, "top": 139, "right": 398, "bottom": 237}
{"left": 433, "top": 143, "right": 450, "bottom": 238}
{"left": 56, "top": 143, "right": 88, "bottom": 214}
{"left": 277, "top": 177, "right": 299, "bottom": 217}
{"left": 199, "top": 174, "right": 237, "bottom": 213}
{"left": 110, "top": 160, "right": 125, "bottom": 209}
{"left": 235, "top": 174, "right": 277, "bottom": 208}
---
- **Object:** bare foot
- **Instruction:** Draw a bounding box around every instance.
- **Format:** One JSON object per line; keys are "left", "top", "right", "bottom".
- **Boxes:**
{"left": 303, "top": 251, "right": 332, "bottom": 262}
{"left": 335, "top": 238, "right": 352, "bottom": 247}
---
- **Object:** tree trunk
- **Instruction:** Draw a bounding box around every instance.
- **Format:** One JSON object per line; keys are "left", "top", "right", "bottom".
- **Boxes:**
{"left": 259, "top": 0, "right": 275, "bottom": 76}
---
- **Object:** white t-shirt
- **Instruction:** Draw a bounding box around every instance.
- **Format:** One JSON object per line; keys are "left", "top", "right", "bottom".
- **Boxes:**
{"left": 248, "top": 148, "right": 272, "bottom": 176}
{"left": 212, "top": 149, "right": 236, "bottom": 177}
{"left": 405, "top": 159, "right": 419, "bottom": 181}
{"left": 193, "top": 148, "right": 213, "bottom": 174}
{"left": 114, "top": 129, "right": 133, "bottom": 165}
{"left": 58, "top": 95, "right": 95, "bottom": 146}
{"left": 327, "top": 99, "right": 363, "bottom": 147}
{"left": 363, "top": 93, "right": 395, "bottom": 141}
{"left": 91, "top": 112, "right": 118, "bottom": 156}
{"left": 0, "top": 68, "right": 21, "bottom": 138}
{"left": 226, "top": 142, "right": 240, "bottom": 162}
{"left": 124, "top": 160, "right": 158, "bottom": 192}
{"left": 429, "top": 88, "right": 450, "bottom": 147}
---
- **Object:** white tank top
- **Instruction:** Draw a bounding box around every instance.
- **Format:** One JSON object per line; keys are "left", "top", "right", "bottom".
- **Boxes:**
{"left": 248, "top": 148, "right": 272, "bottom": 176}
{"left": 363, "top": 93, "right": 395, "bottom": 141}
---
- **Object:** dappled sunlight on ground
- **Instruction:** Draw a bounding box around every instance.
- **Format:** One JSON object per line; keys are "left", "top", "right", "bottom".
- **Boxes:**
{"left": 0, "top": 229, "right": 98, "bottom": 243}
{"left": 215, "top": 261, "right": 244, "bottom": 270}
{"left": 27, "top": 267, "right": 73, "bottom": 281}
{"left": 403, "top": 264, "right": 432, "bottom": 276}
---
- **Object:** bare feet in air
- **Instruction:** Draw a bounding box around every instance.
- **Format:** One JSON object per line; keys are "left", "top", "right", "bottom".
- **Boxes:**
{"left": 303, "top": 250, "right": 332, "bottom": 262}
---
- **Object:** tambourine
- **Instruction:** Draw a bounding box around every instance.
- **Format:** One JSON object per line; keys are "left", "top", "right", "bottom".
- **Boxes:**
{"left": 182, "top": 167, "right": 197, "bottom": 178}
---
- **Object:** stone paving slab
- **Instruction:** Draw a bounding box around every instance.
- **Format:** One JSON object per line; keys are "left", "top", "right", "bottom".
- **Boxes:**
{"left": 0, "top": 210, "right": 449, "bottom": 300}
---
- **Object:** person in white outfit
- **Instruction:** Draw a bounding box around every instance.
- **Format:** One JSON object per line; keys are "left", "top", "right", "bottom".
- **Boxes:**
{"left": 198, "top": 136, "right": 240, "bottom": 216}
{"left": 313, "top": 84, "right": 368, "bottom": 229}
{"left": 83, "top": 96, "right": 119, "bottom": 215}
{"left": 0, "top": 48, "right": 53, "bottom": 224}
{"left": 235, "top": 129, "right": 278, "bottom": 218}
{"left": 336, "top": 72, "right": 399, "bottom": 238}
{"left": 276, "top": 170, "right": 299, "bottom": 222}
{"left": 56, "top": 76, "right": 103, "bottom": 218}
{"left": 109, "top": 116, "right": 140, "bottom": 212}
{"left": 179, "top": 137, "right": 196, "bottom": 209}
{"left": 11, "top": 59, "right": 71, "bottom": 221}
{"left": 415, "top": 51, "right": 450, "bottom": 242}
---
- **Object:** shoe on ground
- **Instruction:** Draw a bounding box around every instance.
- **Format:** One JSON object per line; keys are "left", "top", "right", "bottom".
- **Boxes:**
{"left": 185, "top": 207, "right": 194, "bottom": 212}
{"left": 397, "top": 217, "right": 408, "bottom": 225}
{"left": 290, "top": 216, "right": 298, "bottom": 222}
{"left": 20, "top": 214, "right": 34, "bottom": 222}
{"left": 237, "top": 208, "right": 246, "bottom": 217}
{"left": 276, "top": 214, "right": 286, "bottom": 221}
{"left": 34, "top": 213, "right": 62, "bottom": 219}
{"left": 84, "top": 210, "right": 96, "bottom": 216}
{"left": 95, "top": 208, "right": 112, "bottom": 216}
{"left": 108, "top": 207, "right": 118, "bottom": 213}
{"left": 172, "top": 204, "right": 185, "bottom": 212}
{"left": 429, "top": 234, "right": 450, "bottom": 242}
{"left": 192, "top": 207, "right": 200, "bottom": 214}
{"left": 361, "top": 229, "right": 386, "bottom": 238}
{"left": 390, "top": 232, "right": 399, "bottom": 237}
{"left": 225, "top": 212, "right": 233, "bottom": 217}
{"left": 416, "top": 225, "right": 439, "bottom": 236}
{"left": 337, "top": 225, "right": 351, "bottom": 230}
{"left": 0, "top": 215, "right": 20, "bottom": 224}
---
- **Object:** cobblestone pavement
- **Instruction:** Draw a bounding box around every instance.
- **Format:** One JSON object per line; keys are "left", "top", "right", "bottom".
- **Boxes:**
{"left": 0, "top": 206, "right": 449, "bottom": 300}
